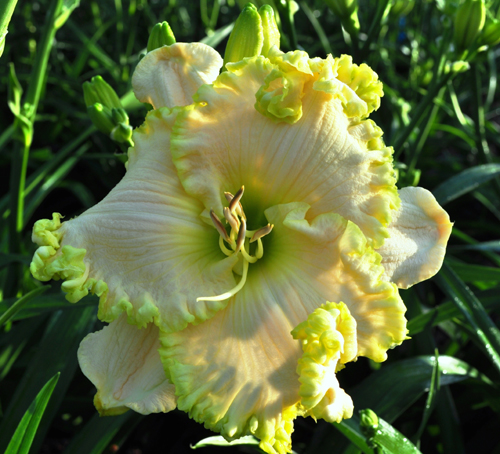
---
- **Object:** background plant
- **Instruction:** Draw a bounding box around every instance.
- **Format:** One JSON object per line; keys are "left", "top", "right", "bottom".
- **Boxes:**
{"left": 1, "top": 0, "right": 500, "bottom": 453}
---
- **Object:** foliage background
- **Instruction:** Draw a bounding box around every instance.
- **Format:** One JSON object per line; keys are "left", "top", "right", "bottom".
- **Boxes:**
{"left": 1, "top": 0, "right": 500, "bottom": 453}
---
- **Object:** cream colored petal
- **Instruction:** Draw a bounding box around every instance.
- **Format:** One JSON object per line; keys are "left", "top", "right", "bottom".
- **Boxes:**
{"left": 78, "top": 314, "right": 176, "bottom": 416}
{"left": 159, "top": 202, "right": 406, "bottom": 453}
{"left": 377, "top": 187, "right": 453, "bottom": 289}
{"left": 132, "top": 43, "right": 223, "bottom": 109}
{"left": 30, "top": 108, "right": 238, "bottom": 333}
{"left": 171, "top": 56, "right": 399, "bottom": 248}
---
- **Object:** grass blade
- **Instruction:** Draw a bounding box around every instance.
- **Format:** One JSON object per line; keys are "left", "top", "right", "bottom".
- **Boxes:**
{"left": 435, "top": 262, "right": 500, "bottom": 374}
{"left": 433, "top": 163, "right": 500, "bottom": 205}
{"left": 4, "top": 372, "right": 60, "bottom": 454}
{"left": 0, "top": 286, "right": 50, "bottom": 327}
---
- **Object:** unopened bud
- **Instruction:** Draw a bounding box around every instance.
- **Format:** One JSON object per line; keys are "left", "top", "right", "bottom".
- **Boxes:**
{"left": 87, "top": 103, "right": 115, "bottom": 135}
{"left": 224, "top": 3, "right": 263, "bottom": 67}
{"left": 83, "top": 76, "right": 122, "bottom": 109}
{"left": 111, "top": 107, "right": 129, "bottom": 125}
{"left": 359, "top": 409, "right": 379, "bottom": 440}
{"left": 390, "top": 0, "right": 415, "bottom": 17}
{"left": 323, "top": 0, "right": 360, "bottom": 36}
{"left": 479, "top": 18, "right": 500, "bottom": 47}
{"left": 147, "top": 21, "right": 176, "bottom": 52}
{"left": 453, "top": 0, "right": 486, "bottom": 52}
{"left": 259, "top": 5, "right": 280, "bottom": 56}
{"left": 110, "top": 123, "right": 133, "bottom": 144}
{"left": 445, "top": 60, "right": 470, "bottom": 74}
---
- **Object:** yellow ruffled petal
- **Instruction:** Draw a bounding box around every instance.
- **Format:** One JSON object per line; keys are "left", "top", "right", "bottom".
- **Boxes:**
{"left": 376, "top": 187, "right": 453, "bottom": 289}
{"left": 78, "top": 314, "right": 176, "bottom": 416}
{"left": 30, "top": 108, "right": 238, "bottom": 332}
{"left": 132, "top": 42, "right": 223, "bottom": 109}
{"left": 158, "top": 202, "right": 406, "bottom": 451}
{"left": 171, "top": 54, "right": 399, "bottom": 249}
{"left": 292, "top": 301, "right": 356, "bottom": 423}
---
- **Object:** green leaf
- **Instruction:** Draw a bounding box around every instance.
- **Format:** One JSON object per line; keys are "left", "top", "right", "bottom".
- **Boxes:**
{"left": 62, "top": 412, "right": 140, "bottom": 454}
{"left": 435, "top": 262, "right": 500, "bottom": 374}
{"left": 374, "top": 417, "right": 422, "bottom": 454}
{"left": 407, "top": 287, "right": 500, "bottom": 336}
{"left": 200, "top": 22, "right": 234, "bottom": 48}
{"left": 0, "top": 286, "right": 50, "bottom": 327}
{"left": 4, "top": 372, "right": 60, "bottom": 454}
{"left": 0, "top": 306, "right": 96, "bottom": 453}
{"left": 0, "top": 253, "right": 30, "bottom": 270}
{"left": 433, "top": 163, "right": 500, "bottom": 205}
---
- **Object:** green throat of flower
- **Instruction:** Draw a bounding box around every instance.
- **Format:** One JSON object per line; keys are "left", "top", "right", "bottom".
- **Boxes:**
{"left": 197, "top": 186, "right": 273, "bottom": 303}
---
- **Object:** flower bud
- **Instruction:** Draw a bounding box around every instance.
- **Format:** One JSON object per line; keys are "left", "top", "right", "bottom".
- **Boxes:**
{"left": 83, "top": 76, "right": 122, "bottom": 110}
{"left": 323, "top": 0, "right": 360, "bottom": 36}
{"left": 147, "top": 21, "right": 176, "bottom": 52}
{"left": 111, "top": 107, "right": 130, "bottom": 125}
{"left": 110, "top": 123, "right": 133, "bottom": 144}
{"left": 453, "top": 0, "right": 486, "bottom": 53}
{"left": 359, "top": 408, "right": 379, "bottom": 440}
{"left": 87, "top": 103, "right": 115, "bottom": 135}
{"left": 479, "top": 18, "right": 500, "bottom": 47}
{"left": 259, "top": 5, "right": 280, "bottom": 56}
{"left": 390, "top": 0, "right": 415, "bottom": 17}
{"left": 224, "top": 3, "right": 263, "bottom": 67}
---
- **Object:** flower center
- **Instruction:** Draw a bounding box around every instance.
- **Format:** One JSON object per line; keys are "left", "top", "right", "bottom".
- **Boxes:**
{"left": 197, "top": 186, "right": 273, "bottom": 302}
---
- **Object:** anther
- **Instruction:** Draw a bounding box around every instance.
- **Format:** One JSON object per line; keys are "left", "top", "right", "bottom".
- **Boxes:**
{"left": 224, "top": 207, "right": 239, "bottom": 233}
{"left": 210, "top": 210, "right": 230, "bottom": 242}
{"left": 235, "top": 218, "right": 247, "bottom": 253}
{"left": 229, "top": 186, "right": 245, "bottom": 213}
{"left": 250, "top": 224, "right": 274, "bottom": 243}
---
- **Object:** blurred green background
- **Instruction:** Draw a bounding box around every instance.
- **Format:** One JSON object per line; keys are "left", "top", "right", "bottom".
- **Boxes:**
{"left": 2, "top": 0, "right": 500, "bottom": 453}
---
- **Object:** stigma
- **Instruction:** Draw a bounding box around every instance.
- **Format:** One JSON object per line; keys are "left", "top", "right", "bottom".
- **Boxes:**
{"left": 197, "top": 186, "right": 273, "bottom": 302}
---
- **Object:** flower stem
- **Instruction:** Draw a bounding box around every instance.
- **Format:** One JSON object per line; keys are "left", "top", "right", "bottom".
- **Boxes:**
{"left": 5, "top": 0, "right": 64, "bottom": 298}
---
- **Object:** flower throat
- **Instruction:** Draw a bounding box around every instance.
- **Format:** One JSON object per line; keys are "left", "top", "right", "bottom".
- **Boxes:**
{"left": 197, "top": 186, "right": 273, "bottom": 303}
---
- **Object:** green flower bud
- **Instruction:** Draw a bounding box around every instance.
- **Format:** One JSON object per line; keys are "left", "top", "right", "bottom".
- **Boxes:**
{"left": 83, "top": 76, "right": 122, "bottom": 110}
{"left": 444, "top": 60, "right": 470, "bottom": 74}
{"left": 87, "top": 103, "right": 115, "bottom": 135}
{"left": 259, "top": 5, "right": 280, "bottom": 57}
{"left": 111, "top": 107, "right": 130, "bottom": 125}
{"left": 360, "top": 409, "right": 379, "bottom": 440}
{"left": 390, "top": 0, "right": 415, "bottom": 17}
{"left": 147, "top": 21, "right": 176, "bottom": 52}
{"left": 479, "top": 18, "right": 500, "bottom": 47}
{"left": 223, "top": 3, "right": 264, "bottom": 67}
{"left": 453, "top": 0, "right": 486, "bottom": 53}
{"left": 110, "top": 123, "right": 133, "bottom": 144}
{"left": 323, "top": 0, "right": 360, "bottom": 36}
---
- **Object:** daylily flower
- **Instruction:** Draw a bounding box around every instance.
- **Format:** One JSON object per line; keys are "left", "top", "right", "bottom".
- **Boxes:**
{"left": 30, "top": 40, "right": 452, "bottom": 454}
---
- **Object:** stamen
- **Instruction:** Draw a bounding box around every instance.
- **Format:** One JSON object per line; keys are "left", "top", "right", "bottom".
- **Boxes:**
{"left": 197, "top": 259, "right": 249, "bottom": 302}
{"left": 229, "top": 186, "right": 244, "bottom": 213}
{"left": 255, "top": 238, "right": 264, "bottom": 259}
{"left": 250, "top": 224, "right": 274, "bottom": 243}
{"left": 210, "top": 210, "right": 230, "bottom": 242}
{"left": 224, "top": 207, "right": 239, "bottom": 233}
{"left": 219, "top": 236, "right": 234, "bottom": 256}
{"left": 234, "top": 218, "right": 246, "bottom": 253}
{"left": 225, "top": 190, "right": 246, "bottom": 220}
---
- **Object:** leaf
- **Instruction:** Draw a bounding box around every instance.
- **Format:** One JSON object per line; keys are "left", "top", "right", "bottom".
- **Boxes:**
{"left": 0, "top": 253, "right": 30, "bottom": 270}
{"left": 433, "top": 163, "right": 500, "bottom": 205}
{"left": 374, "top": 417, "right": 422, "bottom": 454}
{"left": 306, "top": 355, "right": 487, "bottom": 454}
{"left": 0, "top": 306, "right": 96, "bottom": 453}
{"left": 0, "top": 286, "right": 50, "bottom": 327}
{"left": 200, "top": 22, "right": 234, "bottom": 48}
{"left": 435, "top": 263, "right": 500, "bottom": 374}
{"left": 62, "top": 412, "right": 140, "bottom": 454}
{"left": 407, "top": 287, "right": 500, "bottom": 336}
{"left": 4, "top": 372, "right": 60, "bottom": 454}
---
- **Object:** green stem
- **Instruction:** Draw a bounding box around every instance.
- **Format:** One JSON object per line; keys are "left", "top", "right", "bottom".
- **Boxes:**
{"left": 0, "top": 0, "right": 18, "bottom": 56}
{"left": 472, "top": 62, "right": 500, "bottom": 197}
{"left": 276, "top": 0, "right": 298, "bottom": 50}
{"left": 407, "top": 86, "right": 446, "bottom": 173}
{"left": 5, "top": 0, "right": 64, "bottom": 299}
{"left": 359, "top": 0, "right": 391, "bottom": 60}
{"left": 393, "top": 72, "right": 453, "bottom": 159}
